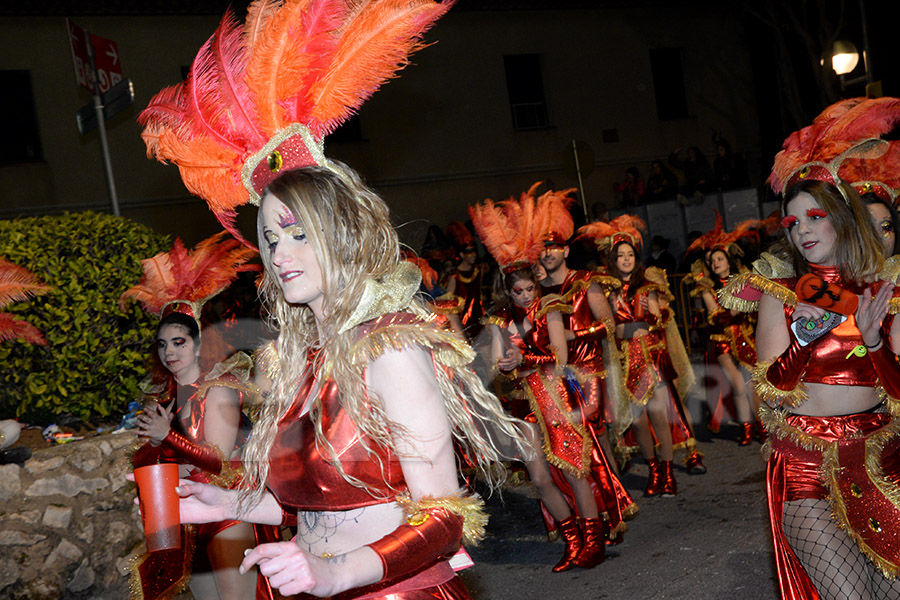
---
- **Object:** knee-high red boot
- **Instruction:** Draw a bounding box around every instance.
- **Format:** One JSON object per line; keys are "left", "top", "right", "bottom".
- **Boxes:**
{"left": 552, "top": 515, "right": 582, "bottom": 572}
{"left": 572, "top": 517, "right": 607, "bottom": 569}
{"left": 644, "top": 456, "right": 663, "bottom": 497}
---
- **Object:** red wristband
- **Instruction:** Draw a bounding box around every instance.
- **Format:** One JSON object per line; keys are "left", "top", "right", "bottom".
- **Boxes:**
{"left": 367, "top": 509, "right": 463, "bottom": 582}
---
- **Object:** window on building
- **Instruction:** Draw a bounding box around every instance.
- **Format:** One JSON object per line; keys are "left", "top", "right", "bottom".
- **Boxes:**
{"left": 0, "top": 70, "right": 42, "bottom": 163}
{"left": 649, "top": 48, "right": 689, "bottom": 120}
{"left": 504, "top": 54, "right": 549, "bottom": 130}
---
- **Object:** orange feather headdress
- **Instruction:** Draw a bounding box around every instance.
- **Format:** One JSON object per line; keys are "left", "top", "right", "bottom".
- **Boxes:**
{"left": 139, "top": 0, "right": 454, "bottom": 238}
{"left": 469, "top": 182, "right": 575, "bottom": 273}
{"left": 768, "top": 97, "right": 900, "bottom": 200}
{"left": 120, "top": 231, "right": 259, "bottom": 323}
{"left": 683, "top": 211, "right": 774, "bottom": 259}
{"left": 576, "top": 214, "right": 646, "bottom": 254}
{"left": 0, "top": 259, "right": 51, "bottom": 346}
{"left": 445, "top": 221, "right": 475, "bottom": 252}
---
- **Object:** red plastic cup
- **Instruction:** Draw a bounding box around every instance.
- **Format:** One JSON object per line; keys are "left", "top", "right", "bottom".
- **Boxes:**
{"left": 134, "top": 463, "right": 181, "bottom": 552}
{"left": 634, "top": 293, "right": 645, "bottom": 320}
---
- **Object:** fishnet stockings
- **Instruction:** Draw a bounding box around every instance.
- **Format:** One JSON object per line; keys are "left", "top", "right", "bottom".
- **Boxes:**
{"left": 783, "top": 498, "right": 900, "bottom": 600}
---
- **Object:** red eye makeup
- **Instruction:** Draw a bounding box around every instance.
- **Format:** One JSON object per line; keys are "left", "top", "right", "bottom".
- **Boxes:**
{"left": 781, "top": 215, "right": 798, "bottom": 228}
{"left": 806, "top": 208, "right": 827, "bottom": 218}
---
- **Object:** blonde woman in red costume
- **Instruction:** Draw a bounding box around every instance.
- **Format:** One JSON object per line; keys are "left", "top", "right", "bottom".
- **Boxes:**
{"left": 472, "top": 187, "right": 625, "bottom": 571}
{"left": 581, "top": 216, "right": 701, "bottom": 497}
{"left": 136, "top": 1, "right": 528, "bottom": 598}
{"left": 721, "top": 97, "right": 900, "bottom": 599}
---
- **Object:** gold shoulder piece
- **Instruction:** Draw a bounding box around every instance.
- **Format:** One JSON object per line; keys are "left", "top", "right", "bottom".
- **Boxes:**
{"left": 879, "top": 255, "right": 900, "bottom": 285}
{"left": 752, "top": 252, "right": 795, "bottom": 279}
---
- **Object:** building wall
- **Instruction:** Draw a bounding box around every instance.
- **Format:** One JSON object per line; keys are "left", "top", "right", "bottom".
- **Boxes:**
{"left": 0, "top": 6, "right": 760, "bottom": 248}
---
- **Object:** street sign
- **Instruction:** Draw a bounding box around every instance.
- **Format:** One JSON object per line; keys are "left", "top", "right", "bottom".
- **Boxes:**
{"left": 67, "top": 19, "right": 123, "bottom": 94}
{"left": 76, "top": 78, "right": 135, "bottom": 135}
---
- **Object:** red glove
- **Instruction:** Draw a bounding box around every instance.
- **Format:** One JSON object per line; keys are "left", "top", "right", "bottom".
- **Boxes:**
{"left": 368, "top": 509, "right": 463, "bottom": 582}
{"left": 160, "top": 430, "right": 224, "bottom": 475}
{"left": 572, "top": 321, "right": 608, "bottom": 341}
{"left": 764, "top": 336, "right": 813, "bottom": 392}
{"left": 869, "top": 342, "right": 900, "bottom": 399}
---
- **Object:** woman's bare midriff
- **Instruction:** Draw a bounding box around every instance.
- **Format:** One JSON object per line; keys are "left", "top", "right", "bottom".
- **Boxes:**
{"left": 786, "top": 382, "right": 881, "bottom": 416}
{"left": 295, "top": 500, "right": 406, "bottom": 557}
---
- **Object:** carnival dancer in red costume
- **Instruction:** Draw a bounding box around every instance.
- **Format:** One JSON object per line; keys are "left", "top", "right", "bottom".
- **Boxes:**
{"left": 442, "top": 222, "right": 487, "bottom": 342}
{"left": 581, "top": 216, "right": 701, "bottom": 495}
{"left": 136, "top": 2, "right": 528, "bottom": 598}
{"left": 471, "top": 186, "right": 631, "bottom": 570}
{"left": 721, "top": 97, "right": 900, "bottom": 599}
{"left": 124, "top": 232, "right": 278, "bottom": 600}
{"left": 402, "top": 250, "right": 465, "bottom": 336}
{"left": 686, "top": 212, "right": 772, "bottom": 445}
{"left": 535, "top": 189, "right": 628, "bottom": 478}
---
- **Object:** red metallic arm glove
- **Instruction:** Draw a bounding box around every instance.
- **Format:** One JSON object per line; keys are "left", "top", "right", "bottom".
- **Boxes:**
{"left": 869, "top": 342, "right": 900, "bottom": 399}
{"left": 521, "top": 353, "right": 556, "bottom": 369}
{"left": 160, "top": 429, "right": 224, "bottom": 475}
{"left": 367, "top": 509, "right": 463, "bottom": 582}
{"left": 763, "top": 336, "right": 813, "bottom": 392}
{"left": 131, "top": 442, "right": 177, "bottom": 468}
{"left": 571, "top": 321, "right": 608, "bottom": 341}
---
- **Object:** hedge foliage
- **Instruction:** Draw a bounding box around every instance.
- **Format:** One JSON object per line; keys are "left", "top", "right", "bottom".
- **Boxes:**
{"left": 0, "top": 211, "right": 170, "bottom": 423}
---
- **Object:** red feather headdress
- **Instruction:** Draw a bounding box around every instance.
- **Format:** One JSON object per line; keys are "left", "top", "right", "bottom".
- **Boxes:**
{"left": 445, "top": 221, "right": 475, "bottom": 252}
{"left": 0, "top": 259, "right": 51, "bottom": 346}
{"left": 576, "top": 214, "right": 646, "bottom": 253}
{"left": 768, "top": 97, "right": 900, "bottom": 199}
{"left": 400, "top": 250, "right": 439, "bottom": 293}
{"left": 469, "top": 182, "right": 575, "bottom": 273}
{"left": 139, "top": 0, "right": 454, "bottom": 238}
{"left": 120, "top": 231, "right": 259, "bottom": 322}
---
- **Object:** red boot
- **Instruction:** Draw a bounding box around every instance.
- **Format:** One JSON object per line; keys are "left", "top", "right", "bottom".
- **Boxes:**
{"left": 660, "top": 460, "right": 677, "bottom": 497}
{"left": 552, "top": 515, "right": 582, "bottom": 572}
{"left": 572, "top": 517, "right": 607, "bottom": 568}
{"left": 738, "top": 422, "right": 754, "bottom": 446}
{"left": 686, "top": 451, "right": 707, "bottom": 475}
{"left": 644, "top": 457, "right": 663, "bottom": 497}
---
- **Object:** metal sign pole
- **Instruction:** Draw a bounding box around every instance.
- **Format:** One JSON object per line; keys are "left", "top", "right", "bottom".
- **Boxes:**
{"left": 572, "top": 140, "right": 588, "bottom": 219}
{"left": 86, "top": 31, "right": 120, "bottom": 217}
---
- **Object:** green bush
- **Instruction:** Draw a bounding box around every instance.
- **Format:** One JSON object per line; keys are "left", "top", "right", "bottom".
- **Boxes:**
{"left": 0, "top": 211, "right": 170, "bottom": 423}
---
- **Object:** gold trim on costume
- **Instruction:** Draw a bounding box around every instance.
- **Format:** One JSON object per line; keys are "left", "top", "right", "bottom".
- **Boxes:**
{"left": 339, "top": 261, "right": 421, "bottom": 334}
{"left": 752, "top": 360, "right": 808, "bottom": 408}
{"left": 395, "top": 493, "right": 488, "bottom": 546}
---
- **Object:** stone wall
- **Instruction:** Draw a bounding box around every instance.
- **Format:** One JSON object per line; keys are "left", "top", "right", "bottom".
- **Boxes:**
{"left": 0, "top": 432, "right": 145, "bottom": 599}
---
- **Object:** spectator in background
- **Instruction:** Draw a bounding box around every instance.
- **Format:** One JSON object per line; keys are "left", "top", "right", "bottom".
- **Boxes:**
{"left": 644, "top": 160, "right": 679, "bottom": 203}
{"left": 589, "top": 201, "right": 610, "bottom": 223}
{"left": 647, "top": 235, "right": 677, "bottom": 273}
{"left": 613, "top": 166, "right": 645, "bottom": 207}
{"left": 712, "top": 135, "right": 749, "bottom": 191}
{"left": 669, "top": 146, "right": 715, "bottom": 205}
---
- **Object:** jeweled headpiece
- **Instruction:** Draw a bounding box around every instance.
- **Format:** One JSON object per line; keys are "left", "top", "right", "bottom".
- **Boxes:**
{"left": 469, "top": 182, "right": 575, "bottom": 273}
{"left": 768, "top": 97, "right": 900, "bottom": 201}
{"left": 139, "top": 0, "right": 454, "bottom": 237}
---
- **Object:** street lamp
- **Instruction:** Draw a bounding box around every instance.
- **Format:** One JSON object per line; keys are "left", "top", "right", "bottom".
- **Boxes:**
{"left": 831, "top": 40, "right": 859, "bottom": 76}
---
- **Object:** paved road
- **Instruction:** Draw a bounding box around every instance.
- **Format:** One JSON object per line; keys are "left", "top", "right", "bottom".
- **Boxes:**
{"left": 460, "top": 423, "right": 779, "bottom": 600}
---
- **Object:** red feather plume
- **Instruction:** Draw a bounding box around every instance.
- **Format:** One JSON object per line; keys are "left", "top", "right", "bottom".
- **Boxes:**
{"left": 0, "top": 258, "right": 51, "bottom": 346}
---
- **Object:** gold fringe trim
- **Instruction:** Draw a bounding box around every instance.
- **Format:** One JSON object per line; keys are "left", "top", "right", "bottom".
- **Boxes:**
{"left": 350, "top": 323, "right": 476, "bottom": 370}
{"left": 757, "top": 405, "right": 830, "bottom": 454}
{"left": 253, "top": 341, "right": 280, "bottom": 381}
{"left": 718, "top": 272, "right": 797, "bottom": 313}
{"left": 753, "top": 252, "right": 795, "bottom": 279}
{"left": 395, "top": 493, "right": 488, "bottom": 546}
{"left": 206, "top": 451, "right": 244, "bottom": 489}
{"left": 890, "top": 298, "right": 900, "bottom": 316}
{"left": 481, "top": 314, "right": 507, "bottom": 328}
{"left": 706, "top": 307, "right": 725, "bottom": 326}
{"left": 621, "top": 502, "right": 640, "bottom": 521}
{"left": 879, "top": 255, "right": 900, "bottom": 286}
{"left": 622, "top": 337, "right": 662, "bottom": 406}
{"left": 128, "top": 524, "right": 197, "bottom": 600}
{"left": 752, "top": 360, "right": 808, "bottom": 408}
{"left": 536, "top": 294, "right": 574, "bottom": 319}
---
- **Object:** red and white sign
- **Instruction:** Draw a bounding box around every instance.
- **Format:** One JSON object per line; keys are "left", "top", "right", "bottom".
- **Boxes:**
{"left": 67, "top": 19, "right": 123, "bottom": 94}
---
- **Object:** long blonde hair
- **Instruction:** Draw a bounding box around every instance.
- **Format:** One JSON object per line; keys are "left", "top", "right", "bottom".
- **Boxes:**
{"left": 240, "top": 163, "right": 521, "bottom": 509}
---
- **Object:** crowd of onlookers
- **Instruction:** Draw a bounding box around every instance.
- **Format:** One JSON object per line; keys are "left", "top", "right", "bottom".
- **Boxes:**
{"left": 613, "top": 133, "right": 750, "bottom": 208}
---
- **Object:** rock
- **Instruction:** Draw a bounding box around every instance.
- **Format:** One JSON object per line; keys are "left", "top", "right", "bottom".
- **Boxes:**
{"left": 67, "top": 558, "right": 95, "bottom": 593}
{"left": 98, "top": 440, "right": 113, "bottom": 456}
{"left": 69, "top": 444, "right": 103, "bottom": 472}
{"left": 76, "top": 522, "right": 94, "bottom": 544}
{"left": 105, "top": 521, "right": 131, "bottom": 547}
{"left": 25, "top": 473, "right": 108, "bottom": 498}
{"left": 42, "top": 505, "right": 72, "bottom": 529}
{"left": 43, "top": 538, "right": 82, "bottom": 571}
{"left": 0, "top": 530, "right": 47, "bottom": 546}
{"left": 0, "top": 560, "right": 19, "bottom": 594}
{"left": 7, "top": 510, "right": 41, "bottom": 525}
{"left": 0, "top": 420, "right": 21, "bottom": 449}
{"left": 25, "top": 456, "right": 65, "bottom": 475}
{"left": 0, "top": 464, "right": 22, "bottom": 502}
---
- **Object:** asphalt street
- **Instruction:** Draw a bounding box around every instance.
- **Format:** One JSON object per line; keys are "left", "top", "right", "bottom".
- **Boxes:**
{"left": 460, "top": 422, "right": 778, "bottom": 600}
